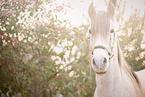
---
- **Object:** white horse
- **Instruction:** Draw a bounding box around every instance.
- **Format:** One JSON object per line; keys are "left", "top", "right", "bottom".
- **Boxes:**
{"left": 88, "top": 2, "right": 145, "bottom": 97}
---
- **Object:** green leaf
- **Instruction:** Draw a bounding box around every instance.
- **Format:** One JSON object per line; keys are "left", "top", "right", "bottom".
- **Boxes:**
{"left": 30, "top": 12, "right": 33, "bottom": 16}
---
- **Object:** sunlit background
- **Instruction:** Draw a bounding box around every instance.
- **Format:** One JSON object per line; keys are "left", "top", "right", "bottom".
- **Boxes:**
{"left": 52, "top": 0, "right": 145, "bottom": 26}
{"left": 16, "top": 0, "right": 145, "bottom": 27}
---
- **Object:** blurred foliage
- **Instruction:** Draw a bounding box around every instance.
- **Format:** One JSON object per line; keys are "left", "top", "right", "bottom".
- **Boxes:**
{"left": 114, "top": 0, "right": 145, "bottom": 71}
{"left": 0, "top": 0, "right": 144, "bottom": 97}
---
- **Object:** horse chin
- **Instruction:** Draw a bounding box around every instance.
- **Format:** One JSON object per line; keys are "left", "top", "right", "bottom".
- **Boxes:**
{"left": 95, "top": 71, "right": 107, "bottom": 74}
{"left": 92, "top": 66, "right": 108, "bottom": 74}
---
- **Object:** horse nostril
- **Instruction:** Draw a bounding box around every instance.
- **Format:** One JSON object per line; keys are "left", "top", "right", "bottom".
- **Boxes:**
{"left": 103, "top": 57, "right": 107, "bottom": 64}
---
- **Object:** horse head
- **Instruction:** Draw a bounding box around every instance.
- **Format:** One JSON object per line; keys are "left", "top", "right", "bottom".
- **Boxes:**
{"left": 88, "top": 2, "right": 115, "bottom": 74}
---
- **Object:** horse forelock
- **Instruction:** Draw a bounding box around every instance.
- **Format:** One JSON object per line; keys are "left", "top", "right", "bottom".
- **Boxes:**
{"left": 91, "top": 11, "right": 111, "bottom": 42}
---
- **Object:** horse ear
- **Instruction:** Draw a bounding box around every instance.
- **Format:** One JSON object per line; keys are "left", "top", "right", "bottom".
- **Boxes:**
{"left": 107, "top": 2, "right": 115, "bottom": 18}
{"left": 88, "top": 3, "right": 96, "bottom": 19}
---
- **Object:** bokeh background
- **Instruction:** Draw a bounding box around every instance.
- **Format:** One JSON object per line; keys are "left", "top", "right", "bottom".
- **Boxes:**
{"left": 0, "top": 0, "right": 145, "bottom": 96}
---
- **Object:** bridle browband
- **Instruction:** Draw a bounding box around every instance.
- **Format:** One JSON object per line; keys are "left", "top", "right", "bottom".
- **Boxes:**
{"left": 94, "top": 45, "right": 111, "bottom": 56}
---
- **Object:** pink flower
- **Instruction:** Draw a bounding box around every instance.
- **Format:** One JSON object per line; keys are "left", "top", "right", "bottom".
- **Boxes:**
{"left": 24, "top": 34, "right": 27, "bottom": 38}
{"left": 49, "top": 86, "right": 52, "bottom": 89}
{"left": 59, "top": 6, "right": 63, "bottom": 9}
{"left": 3, "top": 24, "right": 5, "bottom": 27}
{"left": 10, "top": 38, "right": 13, "bottom": 41}
{"left": 45, "top": 23, "right": 50, "bottom": 27}
{"left": 3, "top": 44, "right": 7, "bottom": 46}
{"left": 133, "top": 34, "right": 136, "bottom": 37}
{"left": 38, "top": 43, "right": 41, "bottom": 47}
{"left": 78, "top": 82, "right": 81, "bottom": 86}
{"left": 132, "top": 34, "right": 136, "bottom": 39}
{"left": 61, "top": 76, "right": 64, "bottom": 79}
{"left": 89, "top": 85, "right": 92, "bottom": 88}
{"left": 48, "top": 37, "right": 53, "bottom": 40}
{"left": 83, "top": 30, "right": 86, "bottom": 33}
{"left": 19, "top": 71, "right": 21, "bottom": 74}
{"left": 13, "top": 69, "right": 15, "bottom": 73}
{"left": 82, "top": 85, "right": 85, "bottom": 88}
{"left": 0, "top": 35, "right": 2, "bottom": 38}
{"left": 20, "top": 0, "right": 23, "bottom": 2}
{"left": 58, "top": 27, "right": 61, "bottom": 30}
{"left": 8, "top": 12, "right": 11, "bottom": 15}
{"left": 35, "top": 36, "right": 38, "bottom": 39}
{"left": 14, "top": 41, "right": 19, "bottom": 44}
{"left": 3, "top": 34, "right": 7, "bottom": 38}
{"left": 67, "top": 33, "right": 70, "bottom": 35}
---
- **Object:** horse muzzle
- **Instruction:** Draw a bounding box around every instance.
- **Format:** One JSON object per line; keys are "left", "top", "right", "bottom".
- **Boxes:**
{"left": 92, "top": 49, "right": 109, "bottom": 74}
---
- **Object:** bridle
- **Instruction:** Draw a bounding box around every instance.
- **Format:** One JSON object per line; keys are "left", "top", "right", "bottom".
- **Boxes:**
{"left": 93, "top": 45, "right": 114, "bottom": 61}
{"left": 91, "top": 30, "right": 115, "bottom": 62}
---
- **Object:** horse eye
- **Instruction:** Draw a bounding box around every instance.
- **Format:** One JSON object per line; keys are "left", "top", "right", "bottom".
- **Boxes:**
{"left": 89, "top": 29, "right": 91, "bottom": 34}
{"left": 110, "top": 29, "right": 114, "bottom": 33}
{"left": 92, "top": 51, "right": 93, "bottom": 55}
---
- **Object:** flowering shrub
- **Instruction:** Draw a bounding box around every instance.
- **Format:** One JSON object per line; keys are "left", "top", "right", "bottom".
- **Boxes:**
{"left": 115, "top": 2, "right": 145, "bottom": 71}
{"left": 0, "top": 0, "right": 95, "bottom": 96}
